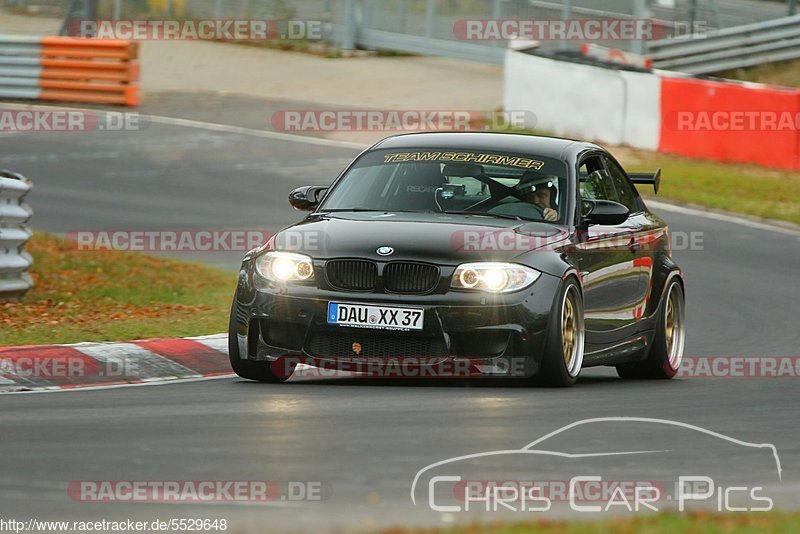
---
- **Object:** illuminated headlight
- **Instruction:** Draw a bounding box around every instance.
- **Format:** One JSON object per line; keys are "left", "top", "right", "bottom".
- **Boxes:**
{"left": 451, "top": 262, "right": 540, "bottom": 293}
{"left": 255, "top": 251, "right": 315, "bottom": 282}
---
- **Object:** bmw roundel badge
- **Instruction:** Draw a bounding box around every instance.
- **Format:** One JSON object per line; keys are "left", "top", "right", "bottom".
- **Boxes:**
{"left": 376, "top": 246, "right": 394, "bottom": 256}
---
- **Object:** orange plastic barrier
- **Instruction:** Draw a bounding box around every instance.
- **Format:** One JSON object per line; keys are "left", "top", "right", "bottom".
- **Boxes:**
{"left": 659, "top": 76, "right": 800, "bottom": 170}
{"left": 39, "top": 37, "right": 139, "bottom": 106}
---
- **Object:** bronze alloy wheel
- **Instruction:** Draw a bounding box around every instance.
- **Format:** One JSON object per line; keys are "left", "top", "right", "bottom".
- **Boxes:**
{"left": 665, "top": 282, "right": 686, "bottom": 371}
{"left": 561, "top": 285, "right": 585, "bottom": 377}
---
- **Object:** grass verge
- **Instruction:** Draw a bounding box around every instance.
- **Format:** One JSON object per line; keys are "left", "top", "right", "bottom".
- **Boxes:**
{"left": 621, "top": 149, "right": 800, "bottom": 226}
{"left": 380, "top": 511, "right": 800, "bottom": 533}
{"left": 0, "top": 233, "right": 235, "bottom": 347}
{"left": 716, "top": 58, "right": 800, "bottom": 88}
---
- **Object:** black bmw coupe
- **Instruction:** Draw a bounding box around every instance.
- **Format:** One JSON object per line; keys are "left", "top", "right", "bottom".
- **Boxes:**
{"left": 229, "top": 132, "right": 685, "bottom": 387}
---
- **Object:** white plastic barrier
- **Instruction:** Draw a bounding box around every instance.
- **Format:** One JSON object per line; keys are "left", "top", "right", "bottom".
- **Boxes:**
{"left": 504, "top": 50, "right": 661, "bottom": 150}
{"left": 619, "top": 68, "right": 661, "bottom": 151}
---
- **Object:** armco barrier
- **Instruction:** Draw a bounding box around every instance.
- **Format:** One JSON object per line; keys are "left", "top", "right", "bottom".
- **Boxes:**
{"left": 647, "top": 14, "right": 800, "bottom": 75}
{"left": 0, "top": 171, "right": 33, "bottom": 300}
{"left": 659, "top": 76, "right": 800, "bottom": 169}
{"left": 505, "top": 49, "right": 800, "bottom": 170}
{"left": 0, "top": 35, "right": 139, "bottom": 106}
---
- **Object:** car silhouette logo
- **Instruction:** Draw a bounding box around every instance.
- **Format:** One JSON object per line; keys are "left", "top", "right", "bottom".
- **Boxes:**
{"left": 377, "top": 246, "right": 394, "bottom": 256}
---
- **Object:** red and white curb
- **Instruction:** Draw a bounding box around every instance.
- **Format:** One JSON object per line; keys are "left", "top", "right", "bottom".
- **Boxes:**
{"left": 0, "top": 334, "right": 233, "bottom": 393}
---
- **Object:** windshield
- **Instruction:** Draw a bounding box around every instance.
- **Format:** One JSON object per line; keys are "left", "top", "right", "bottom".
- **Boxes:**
{"left": 318, "top": 148, "right": 569, "bottom": 223}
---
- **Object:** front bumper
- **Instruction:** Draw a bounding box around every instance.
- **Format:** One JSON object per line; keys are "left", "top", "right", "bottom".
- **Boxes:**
{"left": 232, "top": 267, "right": 561, "bottom": 378}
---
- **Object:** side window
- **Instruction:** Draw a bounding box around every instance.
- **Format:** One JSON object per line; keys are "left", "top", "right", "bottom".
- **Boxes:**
{"left": 579, "top": 156, "right": 620, "bottom": 203}
{"left": 603, "top": 156, "right": 638, "bottom": 212}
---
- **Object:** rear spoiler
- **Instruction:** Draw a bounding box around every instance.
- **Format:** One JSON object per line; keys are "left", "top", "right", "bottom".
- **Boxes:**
{"left": 628, "top": 168, "right": 661, "bottom": 194}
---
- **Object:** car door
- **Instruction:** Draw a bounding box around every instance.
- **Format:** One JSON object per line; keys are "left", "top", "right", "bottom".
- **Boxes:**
{"left": 601, "top": 154, "right": 655, "bottom": 324}
{"left": 571, "top": 153, "right": 642, "bottom": 346}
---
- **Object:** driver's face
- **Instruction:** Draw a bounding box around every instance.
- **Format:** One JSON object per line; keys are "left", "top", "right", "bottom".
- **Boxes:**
{"left": 527, "top": 188, "right": 551, "bottom": 208}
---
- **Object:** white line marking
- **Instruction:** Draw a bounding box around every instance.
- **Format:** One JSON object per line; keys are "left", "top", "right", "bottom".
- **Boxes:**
{"left": 648, "top": 199, "right": 800, "bottom": 236}
{"left": 2, "top": 373, "right": 235, "bottom": 395}
{"left": 187, "top": 334, "right": 227, "bottom": 341}
{"left": 0, "top": 102, "right": 366, "bottom": 150}
{"left": 145, "top": 115, "right": 367, "bottom": 149}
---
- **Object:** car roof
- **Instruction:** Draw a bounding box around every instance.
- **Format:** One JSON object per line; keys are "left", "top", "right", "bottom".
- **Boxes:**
{"left": 370, "top": 132, "right": 603, "bottom": 162}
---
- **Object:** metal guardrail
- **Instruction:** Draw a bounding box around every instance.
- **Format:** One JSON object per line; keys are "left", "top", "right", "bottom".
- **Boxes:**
{"left": 351, "top": 0, "right": 683, "bottom": 59}
{"left": 648, "top": 14, "right": 800, "bottom": 74}
{"left": 358, "top": 28, "right": 506, "bottom": 64}
{"left": 0, "top": 170, "right": 34, "bottom": 300}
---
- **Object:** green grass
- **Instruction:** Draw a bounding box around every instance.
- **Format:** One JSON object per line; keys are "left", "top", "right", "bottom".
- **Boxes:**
{"left": 380, "top": 511, "right": 800, "bottom": 533}
{"left": 623, "top": 151, "right": 800, "bottom": 225}
{"left": 0, "top": 233, "right": 235, "bottom": 346}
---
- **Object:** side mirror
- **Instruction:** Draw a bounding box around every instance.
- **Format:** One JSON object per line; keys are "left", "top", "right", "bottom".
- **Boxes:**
{"left": 289, "top": 185, "right": 327, "bottom": 211}
{"left": 582, "top": 199, "right": 629, "bottom": 226}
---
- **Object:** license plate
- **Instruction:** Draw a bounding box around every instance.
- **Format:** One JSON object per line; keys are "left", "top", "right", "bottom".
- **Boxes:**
{"left": 327, "top": 302, "right": 424, "bottom": 331}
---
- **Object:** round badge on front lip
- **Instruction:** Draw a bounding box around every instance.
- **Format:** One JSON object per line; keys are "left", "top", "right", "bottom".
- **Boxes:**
{"left": 376, "top": 246, "right": 394, "bottom": 256}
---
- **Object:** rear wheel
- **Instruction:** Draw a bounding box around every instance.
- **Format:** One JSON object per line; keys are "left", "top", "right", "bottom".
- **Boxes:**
{"left": 617, "top": 278, "right": 685, "bottom": 379}
{"left": 228, "top": 298, "right": 292, "bottom": 383}
{"left": 535, "top": 278, "right": 585, "bottom": 387}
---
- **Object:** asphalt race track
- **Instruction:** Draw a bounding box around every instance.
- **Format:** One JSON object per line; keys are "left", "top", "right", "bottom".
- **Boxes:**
{"left": 1, "top": 107, "right": 799, "bottom": 532}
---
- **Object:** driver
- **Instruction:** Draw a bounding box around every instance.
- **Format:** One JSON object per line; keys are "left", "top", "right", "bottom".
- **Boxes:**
{"left": 519, "top": 174, "right": 559, "bottom": 222}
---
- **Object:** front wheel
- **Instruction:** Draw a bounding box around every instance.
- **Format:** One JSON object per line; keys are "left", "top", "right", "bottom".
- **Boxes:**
{"left": 535, "top": 278, "right": 585, "bottom": 387}
{"left": 228, "top": 298, "right": 292, "bottom": 383}
{"left": 617, "top": 278, "right": 685, "bottom": 379}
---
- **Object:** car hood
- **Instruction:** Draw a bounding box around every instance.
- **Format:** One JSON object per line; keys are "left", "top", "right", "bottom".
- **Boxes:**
{"left": 273, "top": 212, "right": 570, "bottom": 265}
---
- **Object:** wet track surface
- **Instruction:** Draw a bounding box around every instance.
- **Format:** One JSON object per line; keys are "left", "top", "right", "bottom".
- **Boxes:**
{"left": 1, "top": 105, "right": 799, "bottom": 531}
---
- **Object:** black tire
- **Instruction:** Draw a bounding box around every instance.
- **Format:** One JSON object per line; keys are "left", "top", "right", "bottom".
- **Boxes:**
{"left": 228, "top": 297, "right": 292, "bottom": 383}
{"left": 534, "top": 277, "right": 585, "bottom": 387}
{"left": 616, "top": 278, "right": 685, "bottom": 380}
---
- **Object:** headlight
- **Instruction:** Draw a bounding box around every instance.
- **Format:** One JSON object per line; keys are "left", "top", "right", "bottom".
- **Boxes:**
{"left": 451, "top": 262, "right": 540, "bottom": 293}
{"left": 255, "top": 251, "right": 315, "bottom": 282}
